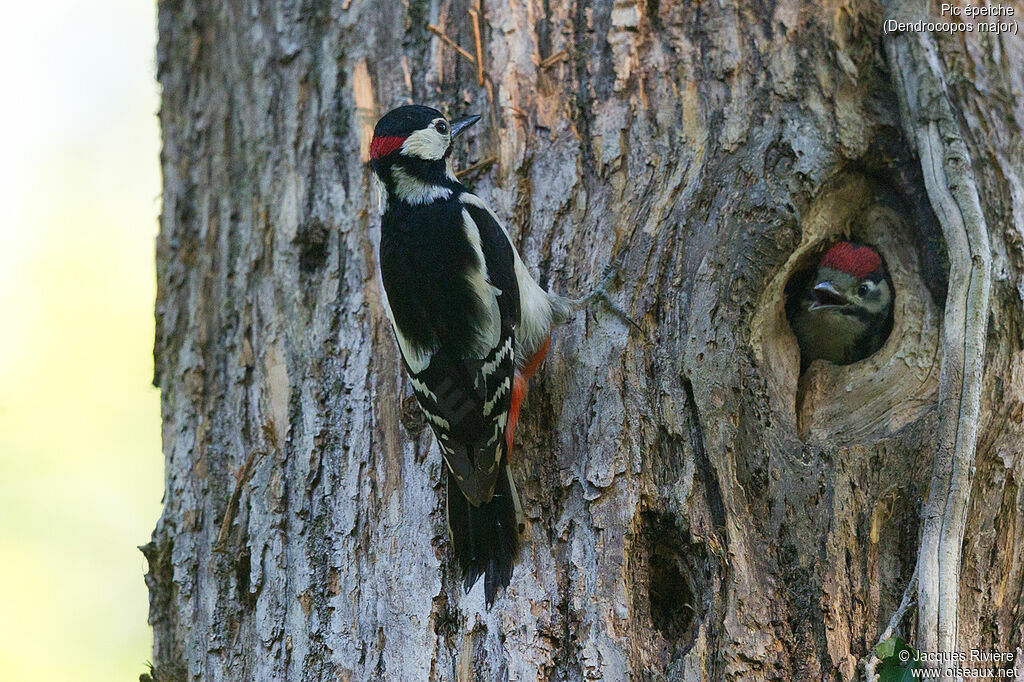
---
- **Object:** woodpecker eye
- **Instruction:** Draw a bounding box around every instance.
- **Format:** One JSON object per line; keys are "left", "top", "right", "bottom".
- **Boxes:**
{"left": 857, "top": 284, "right": 869, "bottom": 297}
{"left": 435, "top": 121, "right": 449, "bottom": 135}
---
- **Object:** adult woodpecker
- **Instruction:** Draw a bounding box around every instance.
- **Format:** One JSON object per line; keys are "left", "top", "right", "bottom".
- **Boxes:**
{"left": 788, "top": 241, "right": 894, "bottom": 370}
{"left": 368, "top": 105, "right": 624, "bottom": 604}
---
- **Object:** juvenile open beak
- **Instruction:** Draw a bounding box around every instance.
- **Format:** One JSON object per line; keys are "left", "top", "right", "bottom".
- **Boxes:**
{"left": 809, "top": 281, "right": 849, "bottom": 311}
{"left": 450, "top": 114, "right": 481, "bottom": 138}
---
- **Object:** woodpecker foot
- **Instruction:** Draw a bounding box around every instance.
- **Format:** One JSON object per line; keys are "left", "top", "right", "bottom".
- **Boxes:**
{"left": 593, "top": 289, "right": 643, "bottom": 332}
{"left": 569, "top": 259, "right": 643, "bottom": 333}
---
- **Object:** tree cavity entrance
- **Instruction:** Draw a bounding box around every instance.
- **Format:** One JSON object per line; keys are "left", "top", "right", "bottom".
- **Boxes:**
{"left": 648, "top": 539, "right": 695, "bottom": 640}
{"left": 634, "top": 511, "right": 710, "bottom": 657}
{"left": 749, "top": 173, "right": 942, "bottom": 446}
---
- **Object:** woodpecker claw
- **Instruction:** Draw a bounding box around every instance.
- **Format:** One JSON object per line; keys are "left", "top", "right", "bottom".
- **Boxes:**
{"left": 563, "top": 256, "right": 642, "bottom": 332}
{"left": 590, "top": 259, "right": 621, "bottom": 300}
{"left": 594, "top": 289, "right": 644, "bottom": 333}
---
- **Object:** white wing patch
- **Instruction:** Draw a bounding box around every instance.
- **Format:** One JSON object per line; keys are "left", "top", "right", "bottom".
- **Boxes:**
{"left": 460, "top": 208, "right": 503, "bottom": 359}
{"left": 391, "top": 166, "right": 453, "bottom": 205}
{"left": 459, "top": 192, "right": 554, "bottom": 356}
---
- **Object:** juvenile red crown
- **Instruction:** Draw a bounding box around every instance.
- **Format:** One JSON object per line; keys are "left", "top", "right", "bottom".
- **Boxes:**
{"left": 820, "top": 241, "right": 882, "bottom": 279}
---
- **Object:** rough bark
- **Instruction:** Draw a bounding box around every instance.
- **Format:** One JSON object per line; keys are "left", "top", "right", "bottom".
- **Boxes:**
{"left": 883, "top": 0, "right": 993, "bottom": 668}
{"left": 146, "top": 0, "right": 1024, "bottom": 679}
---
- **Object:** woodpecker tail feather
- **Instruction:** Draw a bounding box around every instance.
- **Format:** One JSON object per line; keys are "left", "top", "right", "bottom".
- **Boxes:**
{"left": 446, "top": 463, "right": 522, "bottom": 606}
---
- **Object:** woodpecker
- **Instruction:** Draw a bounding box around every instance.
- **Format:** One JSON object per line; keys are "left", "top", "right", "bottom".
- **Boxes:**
{"left": 368, "top": 105, "right": 622, "bottom": 604}
{"left": 788, "top": 241, "right": 894, "bottom": 370}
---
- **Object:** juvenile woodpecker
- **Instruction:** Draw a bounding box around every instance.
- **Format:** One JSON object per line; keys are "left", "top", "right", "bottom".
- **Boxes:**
{"left": 368, "top": 105, "right": 617, "bottom": 604}
{"left": 789, "top": 241, "right": 894, "bottom": 369}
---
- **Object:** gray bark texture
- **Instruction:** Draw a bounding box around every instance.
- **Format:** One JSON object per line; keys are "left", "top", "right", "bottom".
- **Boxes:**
{"left": 145, "top": 0, "right": 1024, "bottom": 679}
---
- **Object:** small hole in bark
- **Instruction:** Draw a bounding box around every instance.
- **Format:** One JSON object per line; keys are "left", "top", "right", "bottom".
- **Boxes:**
{"left": 297, "top": 219, "right": 329, "bottom": 273}
{"left": 636, "top": 511, "right": 705, "bottom": 652}
{"left": 649, "top": 542, "right": 694, "bottom": 639}
{"left": 430, "top": 592, "right": 461, "bottom": 642}
{"left": 235, "top": 547, "right": 253, "bottom": 605}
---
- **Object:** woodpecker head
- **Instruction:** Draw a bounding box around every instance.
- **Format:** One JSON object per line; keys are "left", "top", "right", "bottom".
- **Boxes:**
{"left": 368, "top": 105, "right": 480, "bottom": 205}
{"left": 790, "top": 241, "right": 894, "bottom": 368}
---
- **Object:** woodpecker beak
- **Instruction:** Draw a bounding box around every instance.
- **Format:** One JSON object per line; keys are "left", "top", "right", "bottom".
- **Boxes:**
{"left": 809, "top": 281, "right": 849, "bottom": 311}
{"left": 450, "top": 114, "right": 481, "bottom": 138}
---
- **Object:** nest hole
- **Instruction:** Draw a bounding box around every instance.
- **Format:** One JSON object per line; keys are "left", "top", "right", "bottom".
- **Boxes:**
{"left": 296, "top": 218, "right": 330, "bottom": 274}
{"left": 649, "top": 544, "right": 694, "bottom": 640}
{"left": 750, "top": 172, "right": 944, "bottom": 446}
{"left": 633, "top": 511, "right": 712, "bottom": 657}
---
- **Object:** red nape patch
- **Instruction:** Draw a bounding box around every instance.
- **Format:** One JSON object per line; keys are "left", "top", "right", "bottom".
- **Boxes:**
{"left": 820, "top": 241, "right": 883, "bottom": 279}
{"left": 369, "top": 135, "right": 406, "bottom": 160}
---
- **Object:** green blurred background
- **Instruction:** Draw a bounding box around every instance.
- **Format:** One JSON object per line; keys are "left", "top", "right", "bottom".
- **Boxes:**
{"left": 0, "top": 2, "right": 163, "bottom": 679}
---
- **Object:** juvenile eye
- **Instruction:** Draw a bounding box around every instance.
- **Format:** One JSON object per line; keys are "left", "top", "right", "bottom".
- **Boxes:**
{"left": 857, "top": 284, "right": 869, "bottom": 297}
{"left": 435, "top": 121, "right": 449, "bottom": 134}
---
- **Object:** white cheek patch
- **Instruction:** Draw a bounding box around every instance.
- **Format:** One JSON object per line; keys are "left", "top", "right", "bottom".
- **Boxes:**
{"left": 862, "top": 279, "right": 892, "bottom": 316}
{"left": 401, "top": 125, "right": 449, "bottom": 160}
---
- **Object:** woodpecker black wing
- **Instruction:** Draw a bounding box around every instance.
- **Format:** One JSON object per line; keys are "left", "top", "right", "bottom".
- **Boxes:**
{"left": 381, "top": 196, "right": 519, "bottom": 500}
{"left": 379, "top": 191, "right": 522, "bottom": 603}
{"left": 405, "top": 338, "right": 513, "bottom": 503}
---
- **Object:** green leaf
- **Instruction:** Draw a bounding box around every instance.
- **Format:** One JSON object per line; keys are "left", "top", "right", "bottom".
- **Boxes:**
{"left": 875, "top": 637, "right": 921, "bottom": 682}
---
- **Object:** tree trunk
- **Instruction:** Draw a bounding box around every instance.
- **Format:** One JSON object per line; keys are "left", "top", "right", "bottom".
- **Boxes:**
{"left": 145, "top": 0, "right": 1024, "bottom": 679}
